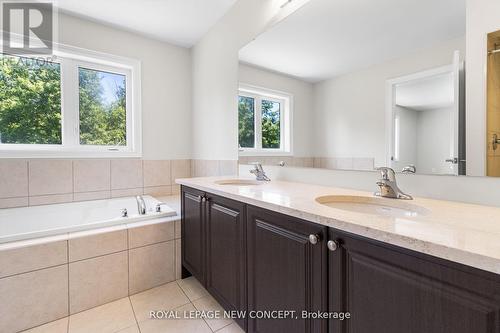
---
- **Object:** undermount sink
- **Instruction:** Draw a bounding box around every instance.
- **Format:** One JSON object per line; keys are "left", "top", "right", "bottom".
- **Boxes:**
{"left": 315, "top": 195, "right": 429, "bottom": 218}
{"left": 214, "top": 179, "right": 263, "bottom": 186}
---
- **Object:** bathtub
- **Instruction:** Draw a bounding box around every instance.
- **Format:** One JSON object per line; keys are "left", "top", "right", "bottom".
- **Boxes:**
{"left": 0, "top": 195, "right": 176, "bottom": 244}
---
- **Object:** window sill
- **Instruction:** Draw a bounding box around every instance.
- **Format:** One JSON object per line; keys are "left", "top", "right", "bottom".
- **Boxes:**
{"left": 0, "top": 148, "right": 142, "bottom": 159}
{"left": 239, "top": 150, "right": 293, "bottom": 157}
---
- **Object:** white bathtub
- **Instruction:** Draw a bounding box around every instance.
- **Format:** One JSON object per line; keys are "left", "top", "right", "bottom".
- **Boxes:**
{"left": 0, "top": 196, "right": 176, "bottom": 244}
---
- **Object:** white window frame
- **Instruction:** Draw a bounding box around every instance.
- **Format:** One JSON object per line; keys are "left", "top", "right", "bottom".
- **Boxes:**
{"left": 0, "top": 34, "right": 142, "bottom": 158}
{"left": 238, "top": 84, "right": 292, "bottom": 156}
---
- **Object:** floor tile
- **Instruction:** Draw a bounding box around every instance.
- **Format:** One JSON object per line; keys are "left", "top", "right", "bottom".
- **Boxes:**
{"left": 130, "top": 281, "right": 190, "bottom": 322}
{"left": 21, "top": 318, "right": 68, "bottom": 333}
{"left": 68, "top": 298, "right": 136, "bottom": 333}
{"left": 116, "top": 325, "right": 140, "bottom": 333}
{"left": 177, "top": 276, "right": 209, "bottom": 301}
{"left": 215, "top": 322, "right": 245, "bottom": 333}
{"left": 192, "top": 295, "right": 233, "bottom": 331}
{"left": 138, "top": 303, "right": 212, "bottom": 333}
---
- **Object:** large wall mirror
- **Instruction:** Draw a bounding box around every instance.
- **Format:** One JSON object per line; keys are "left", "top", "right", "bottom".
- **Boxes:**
{"left": 237, "top": 0, "right": 484, "bottom": 177}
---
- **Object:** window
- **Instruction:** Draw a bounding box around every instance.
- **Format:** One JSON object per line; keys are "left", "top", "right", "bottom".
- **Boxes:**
{"left": 238, "top": 85, "right": 292, "bottom": 155}
{"left": 0, "top": 38, "right": 141, "bottom": 158}
{"left": 0, "top": 55, "right": 62, "bottom": 145}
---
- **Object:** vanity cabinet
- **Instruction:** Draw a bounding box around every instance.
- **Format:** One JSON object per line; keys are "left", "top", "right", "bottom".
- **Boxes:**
{"left": 181, "top": 186, "right": 247, "bottom": 329}
{"left": 246, "top": 206, "right": 328, "bottom": 333}
{"left": 182, "top": 186, "right": 500, "bottom": 333}
{"left": 181, "top": 186, "right": 206, "bottom": 284}
{"left": 206, "top": 194, "right": 247, "bottom": 329}
{"left": 328, "top": 229, "right": 500, "bottom": 333}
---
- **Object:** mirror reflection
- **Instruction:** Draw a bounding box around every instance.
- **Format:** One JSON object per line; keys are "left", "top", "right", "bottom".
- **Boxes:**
{"left": 238, "top": 0, "right": 469, "bottom": 176}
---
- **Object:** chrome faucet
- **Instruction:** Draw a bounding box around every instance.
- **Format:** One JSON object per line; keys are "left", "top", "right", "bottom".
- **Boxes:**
{"left": 374, "top": 167, "right": 413, "bottom": 200}
{"left": 250, "top": 162, "right": 271, "bottom": 181}
{"left": 136, "top": 195, "right": 147, "bottom": 215}
{"left": 402, "top": 165, "right": 416, "bottom": 174}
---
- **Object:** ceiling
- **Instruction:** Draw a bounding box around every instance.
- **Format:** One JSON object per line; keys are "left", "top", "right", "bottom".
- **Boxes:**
{"left": 239, "top": 0, "right": 466, "bottom": 82}
{"left": 56, "top": 0, "right": 238, "bottom": 47}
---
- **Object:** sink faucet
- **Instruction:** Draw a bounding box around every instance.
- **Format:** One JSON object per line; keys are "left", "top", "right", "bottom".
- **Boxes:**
{"left": 375, "top": 167, "right": 413, "bottom": 200}
{"left": 136, "top": 195, "right": 147, "bottom": 215}
{"left": 250, "top": 162, "right": 271, "bottom": 181}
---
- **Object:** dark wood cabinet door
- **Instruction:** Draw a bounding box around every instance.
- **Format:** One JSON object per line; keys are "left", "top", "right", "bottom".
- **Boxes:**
{"left": 247, "top": 206, "right": 328, "bottom": 333}
{"left": 181, "top": 186, "right": 206, "bottom": 285}
{"left": 206, "top": 194, "right": 247, "bottom": 330}
{"left": 329, "top": 229, "right": 500, "bottom": 333}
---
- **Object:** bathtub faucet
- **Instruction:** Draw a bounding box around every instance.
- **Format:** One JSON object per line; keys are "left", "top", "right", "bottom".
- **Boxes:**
{"left": 136, "top": 196, "right": 147, "bottom": 215}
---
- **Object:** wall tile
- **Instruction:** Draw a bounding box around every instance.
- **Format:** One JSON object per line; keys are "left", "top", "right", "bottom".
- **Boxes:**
{"left": 143, "top": 185, "right": 172, "bottom": 197}
{"left": 353, "top": 158, "right": 375, "bottom": 171}
{"left": 172, "top": 184, "right": 181, "bottom": 194}
{"left": 175, "top": 239, "right": 181, "bottom": 280}
{"left": 73, "top": 190, "right": 111, "bottom": 202}
{"left": 69, "top": 230, "right": 127, "bottom": 262}
{"left": 0, "top": 265, "right": 68, "bottom": 333}
{"left": 29, "top": 193, "right": 73, "bottom": 206}
{"left": 69, "top": 251, "right": 128, "bottom": 314}
{"left": 73, "top": 159, "right": 111, "bottom": 192}
{"left": 29, "top": 160, "right": 73, "bottom": 196}
{"left": 128, "top": 222, "right": 175, "bottom": 249}
{"left": 171, "top": 159, "right": 191, "bottom": 183}
{"left": 218, "top": 160, "right": 238, "bottom": 176}
{"left": 0, "top": 159, "right": 28, "bottom": 199}
{"left": 0, "top": 241, "right": 67, "bottom": 278}
{"left": 111, "top": 159, "right": 143, "bottom": 190}
{"left": 0, "top": 196, "right": 28, "bottom": 209}
{"left": 111, "top": 188, "right": 143, "bottom": 198}
{"left": 143, "top": 160, "right": 171, "bottom": 187}
{"left": 174, "top": 220, "right": 181, "bottom": 239}
{"left": 129, "top": 241, "right": 175, "bottom": 294}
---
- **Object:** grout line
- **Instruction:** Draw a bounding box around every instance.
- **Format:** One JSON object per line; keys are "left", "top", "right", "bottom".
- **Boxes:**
{"left": 67, "top": 239, "right": 70, "bottom": 333}
{"left": 127, "top": 296, "right": 141, "bottom": 332}
{"left": 127, "top": 229, "right": 130, "bottom": 296}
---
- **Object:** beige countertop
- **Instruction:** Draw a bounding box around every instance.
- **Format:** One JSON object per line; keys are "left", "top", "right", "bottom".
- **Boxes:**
{"left": 177, "top": 176, "right": 500, "bottom": 275}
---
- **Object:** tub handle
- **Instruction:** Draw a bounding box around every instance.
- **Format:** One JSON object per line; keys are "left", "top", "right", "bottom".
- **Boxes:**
{"left": 121, "top": 208, "right": 128, "bottom": 217}
{"left": 155, "top": 202, "right": 168, "bottom": 213}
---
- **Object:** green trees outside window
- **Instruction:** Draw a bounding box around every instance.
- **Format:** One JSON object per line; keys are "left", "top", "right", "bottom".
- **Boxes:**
{"left": 0, "top": 55, "right": 61, "bottom": 144}
{"left": 261, "top": 99, "right": 280, "bottom": 149}
{"left": 79, "top": 68, "right": 126, "bottom": 146}
{"left": 238, "top": 94, "right": 281, "bottom": 150}
{"left": 238, "top": 96, "right": 255, "bottom": 148}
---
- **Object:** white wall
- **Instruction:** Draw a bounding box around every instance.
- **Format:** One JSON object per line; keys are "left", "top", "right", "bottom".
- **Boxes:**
{"left": 313, "top": 37, "right": 465, "bottom": 167}
{"left": 466, "top": 0, "right": 500, "bottom": 176}
{"left": 238, "top": 64, "right": 314, "bottom": 156}
{"left": 58, "top": 13, "right": 192, "bottom": 160}
{"left": 191, "top": 0, "right": 311, "bottom": 160}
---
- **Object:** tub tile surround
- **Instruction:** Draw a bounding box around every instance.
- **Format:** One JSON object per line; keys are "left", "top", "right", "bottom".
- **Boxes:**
{"left": 24, "top": 278, "right": 242, "bottom": 333}
{"left": 0, "top": 158, "right": 238, "bottom": 209}
{"left": 0, "top": 159, "right": 193, "bottom": 209}
{"left": 0, "top": 195, "right": 182, "bottom": 333}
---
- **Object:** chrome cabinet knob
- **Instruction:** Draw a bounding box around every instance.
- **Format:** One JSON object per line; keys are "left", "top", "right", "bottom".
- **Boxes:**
{"left": 327, "top": 240, "right": 339, "bottom": 252}
{"left": 309, "top": 234, "right": 321, "bottom": 245}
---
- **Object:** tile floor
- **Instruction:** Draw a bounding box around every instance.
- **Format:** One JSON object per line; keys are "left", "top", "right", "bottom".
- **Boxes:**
{"left": 21, "top": 277, "right": 245, "bottom": 333}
